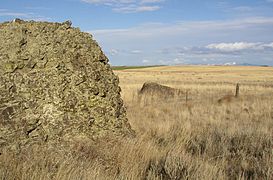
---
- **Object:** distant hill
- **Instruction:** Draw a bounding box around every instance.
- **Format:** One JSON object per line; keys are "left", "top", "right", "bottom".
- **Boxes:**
{"left": 111, "top": 65, "right": 165, "bottom": 70}
{"left": 238, "top": 63, "right": 270, "bottom": 67}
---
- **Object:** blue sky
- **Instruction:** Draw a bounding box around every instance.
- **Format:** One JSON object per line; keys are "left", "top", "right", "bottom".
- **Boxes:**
{"left": 1, "top": 0, "right": 273, "bottom": 65}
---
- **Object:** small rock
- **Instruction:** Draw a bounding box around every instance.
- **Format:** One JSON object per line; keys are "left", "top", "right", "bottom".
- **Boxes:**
{"left": 12, "top": 18, "right": 24, "bottom": 23}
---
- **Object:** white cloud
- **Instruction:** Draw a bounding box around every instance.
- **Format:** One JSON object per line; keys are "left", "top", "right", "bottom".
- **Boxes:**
{"left": 263, "top": 42, "right": 273, "bottom": 48}
{"left": 92, "top": 17, "right": 273, "bottom": 41}
{"left": 113, "top": 5, "right": 160, "bottom": 13}
{"left": 224, "top": 62, "right": 237, "bottom": 66}
{"left": 232, "top": 6, "right": 253, "bottom": 12}
{"left": 0, "top": 9, "right": 51, "bottom": 21}
{"left": 206, "top": 42, "right": 273, "bottom": 52}
{"left": 89, "top": 17, "right": 273, "bottom": 65}
{"left": 0, "top": 12, "right": 29, "bottom": 17}
{"left": 142, "top": 59, "right": 150, "bottom": 63}
{"left": 130, "top": 50, "right": 142, "bottom": 54}
{"left": 140, "top": 0, "right": 164, "bottom": 4}
{"left": 173, "top": 58, "right": 185, "bottom": 64}
{"left": 109, "top": 49, "right": 119, "bottom": 56}
{"left": 206, "top": 42, "right": 260, "bottom": 52}
{"left": 162, "top": 42, "right": 273, "bottom": 56}
{"left": 134, "top": 5, "right": 160, "bottom": 12}
{"left": 81, "top": 0, "right": 163, "bottom": 13}
{"left": 81, "top": 0, "right": 134, "bottom": 5}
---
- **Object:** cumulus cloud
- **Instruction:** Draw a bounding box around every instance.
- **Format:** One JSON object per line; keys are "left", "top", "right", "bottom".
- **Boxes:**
{"left": 92, "top": 17, "right": 273, "bottom": 41}
{"left": 81, "top": 0, "right": 164, "bottom": 13}
{"left": 161, "top": 42, "right": 273, "bottom": 56}
{"left": 206, "top": 42, "right": 273, "bottom": 52}
{"left": 206, "top": 42, "right": 260, "bottom": 52}
{"left": 90, "top": 17, "right": 273, "bottom": 65}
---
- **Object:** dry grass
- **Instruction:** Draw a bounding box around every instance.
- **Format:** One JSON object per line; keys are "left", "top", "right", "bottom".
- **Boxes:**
{"left": 1, "top": 65, "right": 273, "bottom": 180}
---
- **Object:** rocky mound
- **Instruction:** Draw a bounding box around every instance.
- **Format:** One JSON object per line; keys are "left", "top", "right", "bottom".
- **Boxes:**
{"left": 139, "top": 82, "right": 183, "bottom": 98}
{"left": 0, "top": 19, "right": 132, "bottom": 152}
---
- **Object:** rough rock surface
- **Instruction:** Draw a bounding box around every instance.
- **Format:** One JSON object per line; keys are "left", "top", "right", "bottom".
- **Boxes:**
{"left": 0, "top": 20, "right": 132, "bottom": 152}
{"left": 139, "top": 82, "right": 183, "bottom": 98}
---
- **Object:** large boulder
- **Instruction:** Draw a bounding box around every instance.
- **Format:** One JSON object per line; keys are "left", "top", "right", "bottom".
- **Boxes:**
{"left": 139, "top": 82, "right": 184, "bottom": 98}
{"left": 0, "top": 20, "right": 133, "bottom": 152}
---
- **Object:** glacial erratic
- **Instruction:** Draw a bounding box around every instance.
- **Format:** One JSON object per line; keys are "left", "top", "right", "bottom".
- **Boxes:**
{"left": 0, "top": 19, "right": 133, "bottom": 152}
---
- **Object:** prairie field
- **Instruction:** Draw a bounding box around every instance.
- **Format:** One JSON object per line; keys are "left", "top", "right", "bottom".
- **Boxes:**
{"left": 1, "top": 65, "right": 273, "bottom": 180}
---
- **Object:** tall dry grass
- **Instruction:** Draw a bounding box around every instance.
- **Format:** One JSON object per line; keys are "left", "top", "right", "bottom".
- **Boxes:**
{"left": 0, "top": 66, "right": 272, "bottom": 179}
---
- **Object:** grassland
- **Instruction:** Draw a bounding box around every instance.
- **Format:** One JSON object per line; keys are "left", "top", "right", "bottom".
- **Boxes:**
{"left": 111, "top": 65, "right": 164, "bottom": 70}
{"left": 1, "top": 65, "right": 272, "bottom": 179}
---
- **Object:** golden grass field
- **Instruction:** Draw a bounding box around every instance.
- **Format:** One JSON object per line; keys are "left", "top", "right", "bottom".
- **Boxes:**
{"left": 1, "top": 65, "right": 273, "bottom": 179}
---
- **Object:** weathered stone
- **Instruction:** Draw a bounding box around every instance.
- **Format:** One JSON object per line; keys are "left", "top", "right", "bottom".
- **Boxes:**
{"left": 139, "top": 82, "right": 184, "bottom": 98}
{"left": 0, "top": 20, "right": 133, "bottom": 152}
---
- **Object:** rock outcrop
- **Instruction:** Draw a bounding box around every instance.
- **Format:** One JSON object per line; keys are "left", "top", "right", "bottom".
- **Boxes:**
{"left": 0, "top": 20, "right": 132, "bottom": 152}
{"left": 139, "top": 82, "right": 183, "bottom": 98}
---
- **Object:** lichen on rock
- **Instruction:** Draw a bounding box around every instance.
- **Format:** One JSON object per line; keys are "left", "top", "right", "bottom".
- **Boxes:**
{"left": 0, "top": 19, "right": 133, "bottom": 152}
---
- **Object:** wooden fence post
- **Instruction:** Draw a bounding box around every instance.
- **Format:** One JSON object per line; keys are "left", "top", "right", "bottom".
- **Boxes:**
{"left": 235, "top": 83, "right": 240, "bottom": 98}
